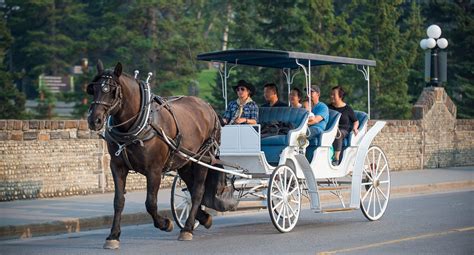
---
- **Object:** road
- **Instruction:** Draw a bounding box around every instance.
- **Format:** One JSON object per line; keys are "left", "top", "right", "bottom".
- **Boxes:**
{"left": 1, "top": 191, "right": 473, "bottom": 255}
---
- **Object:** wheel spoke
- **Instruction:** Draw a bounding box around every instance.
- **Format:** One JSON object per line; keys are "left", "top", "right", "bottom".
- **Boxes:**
{"left": 288, "top": 185, "right": 299, "bottom": 196}
{"left": 361, "top": 185, "right": 373, "bottom": 203}
{"left": 375, "top": 163, "right": 388, "bottom": 179}
{"left": 271, "top": 193, "right": 283, "bottom": 199}
{"left": 367, "top": 187, "right": 374, "bottom": 212}
{"left": 361, "top": 181, "right": 373, "bottom": 186}
{"left": 379, "top": 180, "right": 390, "bottom": 184}
{"left": 274, "top": 178, "right": 284, "bottom": 194}
{"left": 174, "top": 193, "right": 187, "bottom": 199}
{"left": 175, "top": 199, "right": 187, "bottom": 210}
{"left": 283, "top": 169, "right": 288, "bottom": 192}
{"left": 376, "top": 186, "right": 388, "bottom": 200}
{"left": 179, "top": 204, "right": 188, "bottom": 221}
{"left": 374, "top": 186, "right": 383, "bottom": 213}
{"left": 363, "top": 168, "right": 374, "bottom": 182}
{"left": 273, "top": 199, "right": 285, "bottom": 211}
{"left": 282, "top": 205, "right": 287, "bottom": 229}
{"left": 287, "top": 174, "right": 296, "bottom": 192}
{"left": 287, "top": 202, "right": 298, "bottom": 217}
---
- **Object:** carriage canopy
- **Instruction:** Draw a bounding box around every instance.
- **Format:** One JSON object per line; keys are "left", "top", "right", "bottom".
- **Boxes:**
{"left": 197, "top": 49, "right": 376, "bottom": 69}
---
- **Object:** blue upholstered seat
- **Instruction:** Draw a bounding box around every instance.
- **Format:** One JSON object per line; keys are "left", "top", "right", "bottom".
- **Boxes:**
{"left": 343, "top": 111, "right": 368, "bottom": 147}
{"left": 259, "top": 107, "right": 308, "bottom": 164}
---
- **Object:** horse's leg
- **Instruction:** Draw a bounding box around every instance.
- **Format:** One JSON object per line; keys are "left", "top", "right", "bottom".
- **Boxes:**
{"left": 177, "top": 166, "right": 212, "bottom": 229}
{"left": 178, "top": 163, "right": 208, "bottom": 241}
{"left": 104, "top": 165, "right": 128, "bottom": 249}
{"left": 145, "top": 170, "right": 174, "bottom": 232}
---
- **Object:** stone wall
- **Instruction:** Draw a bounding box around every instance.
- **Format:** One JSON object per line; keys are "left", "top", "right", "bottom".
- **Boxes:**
{"left": 0, "top": 120, "right": 148, "bottom": 201}
{"left": 0, "top": 87, "right": 472, "bottom": 201}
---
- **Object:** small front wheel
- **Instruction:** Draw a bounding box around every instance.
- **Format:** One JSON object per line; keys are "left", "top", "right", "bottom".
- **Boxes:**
{"left": 360, "top": 146, "right": 390, "bottom": 221}
{"left": 267, "top": 165, "right": 301, "bottom": 233}
{"left": 170, "top": 175, "right": 199, "bottom": 230}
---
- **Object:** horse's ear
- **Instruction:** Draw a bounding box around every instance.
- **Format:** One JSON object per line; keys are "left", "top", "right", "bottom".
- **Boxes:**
{"left": 114, "top": 62, "right": 122, "bottom": 77}
{"left": 97, "top": 59, "right": 104, "bottom": 74}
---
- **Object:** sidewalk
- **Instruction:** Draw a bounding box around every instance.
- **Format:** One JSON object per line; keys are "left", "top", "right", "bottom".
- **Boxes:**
{"left": 0, "top": 166, "right": 472, "bottom": 240}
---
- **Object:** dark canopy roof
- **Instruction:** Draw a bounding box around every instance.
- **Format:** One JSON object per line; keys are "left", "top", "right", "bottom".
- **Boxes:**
{"left": 197, "top": 49, "right": 376, "bottom": 69}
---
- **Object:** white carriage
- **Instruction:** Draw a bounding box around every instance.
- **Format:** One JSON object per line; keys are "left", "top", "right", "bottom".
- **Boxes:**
{"left": 171, "top": 49, "right": 390, "bottom": 232}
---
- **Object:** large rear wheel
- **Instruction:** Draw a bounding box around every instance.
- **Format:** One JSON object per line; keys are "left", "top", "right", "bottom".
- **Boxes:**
{"left": 360, "top": 146, "right": 390, "bottom": 221}
{"left": 267, "top": 165, "right": 301, "bottom": 233}
{"left": 170, "top": 175, "right": 199, "bottom": 229}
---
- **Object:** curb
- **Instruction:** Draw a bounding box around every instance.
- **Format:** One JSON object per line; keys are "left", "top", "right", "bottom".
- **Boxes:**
{"left": 1, "top": 181, "right": 472, "bottom": 241}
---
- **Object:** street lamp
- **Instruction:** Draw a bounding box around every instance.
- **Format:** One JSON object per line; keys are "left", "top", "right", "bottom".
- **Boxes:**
{"left": 419, "top": 24, "right": 448, "bottom": 87}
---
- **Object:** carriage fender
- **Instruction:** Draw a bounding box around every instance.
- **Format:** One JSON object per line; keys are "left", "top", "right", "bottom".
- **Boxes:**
{"left": 350, "top": 121, "right": 386, "bottom": 208}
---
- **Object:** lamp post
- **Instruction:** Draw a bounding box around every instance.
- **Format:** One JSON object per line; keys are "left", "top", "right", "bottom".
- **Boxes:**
{"left": 419, "top": 25, "right": 448, "bottom": 87}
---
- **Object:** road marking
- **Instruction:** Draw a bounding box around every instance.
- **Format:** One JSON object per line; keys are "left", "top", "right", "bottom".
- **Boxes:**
{"left": 317, "top": 226, "right": 474, "bottom": 255}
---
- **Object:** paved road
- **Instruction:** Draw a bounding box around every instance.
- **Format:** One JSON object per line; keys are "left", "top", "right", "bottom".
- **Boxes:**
{"left": 1, "top": 190, "right": 472, "bottom": 255}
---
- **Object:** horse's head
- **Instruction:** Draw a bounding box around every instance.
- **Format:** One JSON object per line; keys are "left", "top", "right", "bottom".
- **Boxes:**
{"left": 87, "top": 60, "right": 123, "bottom": 131}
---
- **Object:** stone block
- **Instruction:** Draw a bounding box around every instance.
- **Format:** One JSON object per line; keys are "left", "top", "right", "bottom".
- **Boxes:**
{"left": 23, "top": 132, "right": 38, "bottom": 140}
{"left": 7, "top": 120, "right": 14, "bottom": 130}
{"left": 22, "top": 121, "right": 29, "bottom": 131}
{"left": 10, "top": 132, "right": 22, "bottom": 141}
{"left": 65, "top": 120, "right": 78, "bottom": 129}
{"left": 50, "top": 132, "right": 61, "bottom": 140}
{"left": 60, "top": 131, "right": 70, "bottom": 139}
{"left": 44, "top": 121, "right": 51, "bottom": 129}
{"left": 58, "top": 121, "right": 65, "bottom": 129}
{"left": 38, "top": 133, "right": 50, "bottom": 141}
{"left": 79, "top": 121, "right": 89, "bottom": 131}
{"left": 77, "top": 131, "right": 91, "bottom": 139}
{"left": 0, "top": 120, "right": 6, "bottom": 130}
{"left": 29, "top": 120, "right": 40, "bottom": 129}
{"left": 0, "top": 132, "right": 8, "bottom": 140}
{"left": 51, "top": 121, "right": 59, "bottom": 130}
{"left": 13, "top": 120, "right": 22, "bottom": 130}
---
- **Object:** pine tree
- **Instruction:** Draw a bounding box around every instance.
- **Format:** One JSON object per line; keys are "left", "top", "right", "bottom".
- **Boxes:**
{"left": 0, "top": 9, "right": 26, "bottom": 119}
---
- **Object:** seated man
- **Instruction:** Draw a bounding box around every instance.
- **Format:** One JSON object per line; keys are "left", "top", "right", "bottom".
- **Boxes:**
{"left": 261, "top": 83, "right": 287, "bottom": 107}
{"left": 306, "top": 85, "right": 329, "bottom": 140}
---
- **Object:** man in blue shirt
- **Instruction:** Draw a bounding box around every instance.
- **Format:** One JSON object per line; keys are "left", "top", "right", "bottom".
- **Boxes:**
{"left": 306, "top": 85, "right": 329, "bottom": 140}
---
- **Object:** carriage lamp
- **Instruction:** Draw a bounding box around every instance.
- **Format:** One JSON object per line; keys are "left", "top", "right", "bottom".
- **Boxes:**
{"left": 419, "top": 24, "right": 448, "bottom": 87}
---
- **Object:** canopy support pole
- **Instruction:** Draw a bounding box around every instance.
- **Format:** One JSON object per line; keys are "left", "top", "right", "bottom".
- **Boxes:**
{"left": 282, "top": 68, "right": 301, "bottom": 106}
{"left": 295, "top": 59, "right": 311, "bottom": 110}
{"left": 217, "top": 61, "right": 238, "bottom": 110}
{"left": 357, "top": 65, "right": 370, "bottom": 119}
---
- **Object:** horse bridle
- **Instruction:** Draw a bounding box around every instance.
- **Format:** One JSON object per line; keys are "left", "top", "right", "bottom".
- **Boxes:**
{"left": 88, "top": 74, "right": 123, "bottom": 116}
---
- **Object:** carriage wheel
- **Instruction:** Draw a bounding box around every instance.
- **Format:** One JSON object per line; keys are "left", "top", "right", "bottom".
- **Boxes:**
{"left": 267, "top": 165, "right": 301, "bottom": 233}
{"left": 360, "top": 146, "right": 390, "bottom": 221}
{"left": 170, "top": 175, "right": 199, "bottom": 230}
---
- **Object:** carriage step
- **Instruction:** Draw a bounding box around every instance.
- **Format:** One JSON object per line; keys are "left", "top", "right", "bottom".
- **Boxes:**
{"left": 318, "top": 186, "right": 350, "bottom": 191}
{"left": 319, "top": 208, "right": 356, "bottom": 213}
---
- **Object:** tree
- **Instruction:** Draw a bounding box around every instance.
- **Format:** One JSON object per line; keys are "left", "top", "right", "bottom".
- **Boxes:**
{"left": 0, "top": 5, "right": 26, "bottom": 119}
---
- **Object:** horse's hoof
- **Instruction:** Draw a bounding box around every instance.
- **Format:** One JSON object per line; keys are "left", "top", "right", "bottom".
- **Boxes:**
{"left": 103, "top": 239, "right": 120, "bottom": 249}
{"left": 165, "top": 219, "right": 174, "bottom": 232}
{"left": 202, "top": 215, "right": 212, "bottom": 229}
{"left": 178, "top": 231, "right": 193, "bottom": 241}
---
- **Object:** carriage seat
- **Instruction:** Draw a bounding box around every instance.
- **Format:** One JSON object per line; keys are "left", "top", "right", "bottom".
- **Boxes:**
{"left": 259, "top": 107, "right": 309, "bottom": 164}
{"left": 305, "top": 109, "right": 341, "bottom": 161}
{"left": 308, "top": 109, "right": 341, "bottom": 147}
{"left": 343, "top": 111, "right": 368, "bottom": 147}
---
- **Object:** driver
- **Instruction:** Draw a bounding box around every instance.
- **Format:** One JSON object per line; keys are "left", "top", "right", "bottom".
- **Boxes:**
{"left": 222, "top": 80, "right": 258, "bottom": 125}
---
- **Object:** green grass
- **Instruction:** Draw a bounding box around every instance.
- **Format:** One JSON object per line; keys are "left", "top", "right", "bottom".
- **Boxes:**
{"left": 196, "top": 69, "right": 218, "bottom": 100}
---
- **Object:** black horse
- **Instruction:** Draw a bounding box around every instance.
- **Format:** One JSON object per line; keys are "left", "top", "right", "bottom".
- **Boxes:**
{"left": 87, "top": 61, "right": 233, "bottom": 248}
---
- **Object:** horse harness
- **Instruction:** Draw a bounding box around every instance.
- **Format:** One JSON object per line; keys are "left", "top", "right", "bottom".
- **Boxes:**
{"left": 99, "top": 76, "right": 220, "bottom": 173}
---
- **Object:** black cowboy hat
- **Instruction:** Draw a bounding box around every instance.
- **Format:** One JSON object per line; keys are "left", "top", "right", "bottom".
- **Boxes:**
{"left": 232, "top": 80, "right": 255, "bottom": 96}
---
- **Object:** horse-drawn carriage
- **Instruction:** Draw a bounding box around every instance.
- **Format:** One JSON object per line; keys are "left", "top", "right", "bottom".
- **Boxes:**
{"left": 86, "top": 49, "right": 389, "bottom": 249}
{"left": 171, "top": 49, "right": 390, "bottom": 233}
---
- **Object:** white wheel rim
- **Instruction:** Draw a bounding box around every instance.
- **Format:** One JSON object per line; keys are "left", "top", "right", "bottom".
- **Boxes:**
{"left": 361, "top": 147, "right": 390, "bottom": 221}
{"left": 171, "top": 176, "right": 199, "bottom": 229}
{"left": 268, "top": 166, "right": 301, "bottom": 232}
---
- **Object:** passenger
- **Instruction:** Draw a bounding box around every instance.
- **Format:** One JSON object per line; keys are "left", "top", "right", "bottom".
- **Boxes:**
{"left": 289, "top": 88, "right": 303, "bottom": 108}
{"left": 306, "top": 85, "right": 329, "bottom": 141}
{"left": 329, "top": 85, "right": 359, "bottom": 166}
{"left": 262, "top": 83, "right": 287, "bottom": 107}
{"left": 302, "top": 97, "right": 310, "bottom": 111}
{"left": 222, "top": 80, "right": 258, "bottom": 125}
